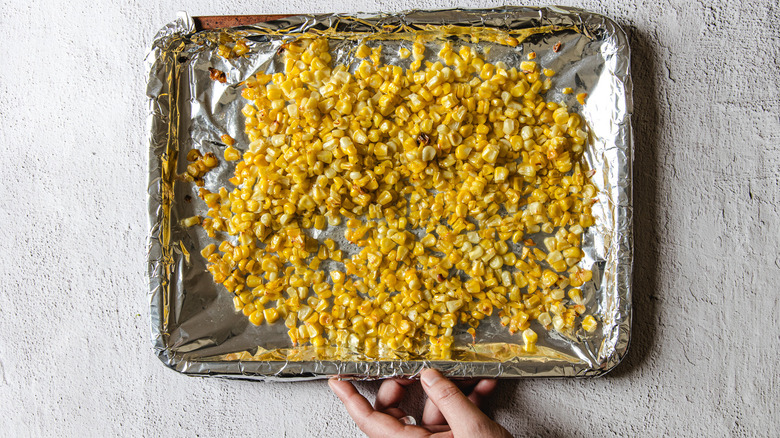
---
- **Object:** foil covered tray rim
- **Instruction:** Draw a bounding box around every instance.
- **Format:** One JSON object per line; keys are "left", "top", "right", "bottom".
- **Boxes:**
{"left": 146, "top": 7, "right": 633, "bottom": 380}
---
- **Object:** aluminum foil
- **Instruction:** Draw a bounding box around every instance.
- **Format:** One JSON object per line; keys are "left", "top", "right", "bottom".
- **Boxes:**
{"left": 146, "top": 7, "right": 632, "bottom": 380}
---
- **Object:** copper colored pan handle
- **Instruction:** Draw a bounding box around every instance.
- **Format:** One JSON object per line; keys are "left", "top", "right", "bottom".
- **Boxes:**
{"left": 193, "top": 15, "right": 293, "bottom": 31}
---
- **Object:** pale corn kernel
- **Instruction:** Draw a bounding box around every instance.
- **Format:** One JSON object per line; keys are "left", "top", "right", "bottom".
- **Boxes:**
{"left": 552, "top": 315, "right": 565, "bottom": 331}
{"left": 494, "top": 166, "right": 509, "bottom": 183}
{"left": 482, "top": 144, "right": 499, "bottom": 163}
{"left": 421, "top": 146, "right": 436, "bottom": 162}
{"left": 182, "top": 216, "right": 201, "bottom": 227}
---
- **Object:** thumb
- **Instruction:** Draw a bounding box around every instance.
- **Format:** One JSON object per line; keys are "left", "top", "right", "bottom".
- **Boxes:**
{"left": 420, "top": 369, "right": 492, "bottom": 434}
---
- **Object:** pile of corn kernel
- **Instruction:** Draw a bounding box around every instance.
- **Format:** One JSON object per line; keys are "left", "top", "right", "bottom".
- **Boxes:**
{"left": 189, "top": 36, "right": 600, "bottom": 359}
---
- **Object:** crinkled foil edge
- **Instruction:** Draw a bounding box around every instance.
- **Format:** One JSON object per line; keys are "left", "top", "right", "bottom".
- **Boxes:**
{"left": 146, "top": 7, "right": 633, "bottom": 380}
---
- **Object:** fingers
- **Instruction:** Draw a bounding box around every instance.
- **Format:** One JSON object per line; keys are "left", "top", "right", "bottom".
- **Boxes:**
{"left": 328, "top": 379, "right": 410, "bottom": 437}
{"left": 422, "top": 397, "right": 446, "bottom": 425}
{"left": 422, "top": 424, "right": 453, "bottom": 434}
{"left": 375, "top": 378, "right": 416, "bottom": 411}
{"left": 384, "top": 407, "right": 406, "bottom": 419}
{"left": 422, "top": 378, "right": 496, "bottom": 426}
{"left": 467, "top": 379, "right": 498, "bottom": 408}
{"left": 420, "top": 369, "right": 492, "bottom": 434}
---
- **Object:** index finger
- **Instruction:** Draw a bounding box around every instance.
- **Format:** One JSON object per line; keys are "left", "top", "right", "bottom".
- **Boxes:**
{"left": 328, "top": 378, "right": 417, "bottom": 437}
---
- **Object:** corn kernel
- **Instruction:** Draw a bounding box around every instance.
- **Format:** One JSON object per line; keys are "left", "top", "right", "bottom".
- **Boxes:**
{"left": 224, "top": 146, "right": 240, "bottom": 161}
{"left": 582, "top": 315, "right": 598, "bottom": 332}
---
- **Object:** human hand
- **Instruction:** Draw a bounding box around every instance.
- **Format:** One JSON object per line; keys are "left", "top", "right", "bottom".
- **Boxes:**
{"left": 329, "top": 368, "right": 512, "bottom": 438}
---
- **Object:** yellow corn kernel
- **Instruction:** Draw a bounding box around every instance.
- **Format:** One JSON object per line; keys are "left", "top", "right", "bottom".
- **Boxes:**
{"left": 356, "top": 44, "right": 371, "bottom": 58}
{"left": 221, "top": 134, "right": 235, "bottom": 146}
{"left": 582, "top": 315, "right": 598, "bottom": 332}
{"left": 249, "top": 310, "right": 264, "bottom": 325}
{"left": 262, "top": 259, "right": 279, "bottom": 273}
{"left": 522, "top": 328, "right": 537, "bottom": 353}
{"left": 200, "top": 244, "right": 216, "bottom": 258}
{"left": 421, "top": 234, "right": 436, "bottom": 247}
{"left": 263, "top": 308, "right": 280, "bottom": 324}
{"left": 481, "top": 144, "right": 499, "bottom": 164}
{"left": 224, "top": 146, "right": 240, "bottom": 161}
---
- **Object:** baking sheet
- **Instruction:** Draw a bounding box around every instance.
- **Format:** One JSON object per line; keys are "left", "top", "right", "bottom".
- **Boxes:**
{"left": 146, "top": 7, "right": 632, "bottom": 380}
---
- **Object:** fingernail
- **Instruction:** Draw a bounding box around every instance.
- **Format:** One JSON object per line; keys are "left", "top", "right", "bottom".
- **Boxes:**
{"left": 421, "top": 369, "right": 442, "bottom": 387}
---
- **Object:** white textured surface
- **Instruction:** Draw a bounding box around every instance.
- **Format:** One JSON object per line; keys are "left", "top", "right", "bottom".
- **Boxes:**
{"left": 1, "top": 0, "right": 779, "bottom": 436}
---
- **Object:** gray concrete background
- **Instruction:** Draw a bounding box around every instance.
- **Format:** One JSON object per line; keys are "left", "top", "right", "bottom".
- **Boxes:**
{"left": 1, "top": 0, "right": 778, "bottom": 436}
